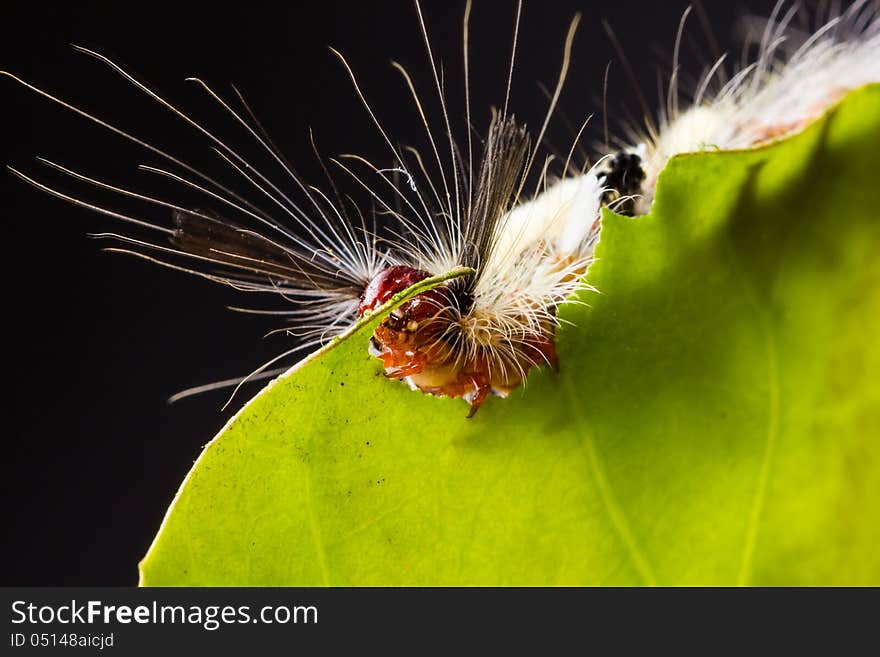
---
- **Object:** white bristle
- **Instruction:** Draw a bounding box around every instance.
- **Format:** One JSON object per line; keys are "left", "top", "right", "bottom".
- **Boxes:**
{"left": 634, "top": 0, "right": 880, "bottom": 212}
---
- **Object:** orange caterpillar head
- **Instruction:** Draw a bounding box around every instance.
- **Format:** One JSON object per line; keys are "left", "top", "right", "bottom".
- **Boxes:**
{"left": 358, "top": 265, "right": 456, "bottom": 375}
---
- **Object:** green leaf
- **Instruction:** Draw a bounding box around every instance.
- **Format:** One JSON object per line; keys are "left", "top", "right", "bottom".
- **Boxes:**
{"left": 140, "top": 86, "right": 880, "bottom": 586}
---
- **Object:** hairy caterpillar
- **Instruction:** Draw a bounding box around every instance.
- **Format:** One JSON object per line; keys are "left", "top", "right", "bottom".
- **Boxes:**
{"left": 2, "top": 2, "right": 603, "bottom": 417}
{"left": 4, "top": 1, "right": 876, "bottom": 419}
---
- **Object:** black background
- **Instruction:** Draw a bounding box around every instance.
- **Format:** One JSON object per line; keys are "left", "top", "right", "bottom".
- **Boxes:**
{"left": 2, "top": 0, "right": 769, "bottom": 585}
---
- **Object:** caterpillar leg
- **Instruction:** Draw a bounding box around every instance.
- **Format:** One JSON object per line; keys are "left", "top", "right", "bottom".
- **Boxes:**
{"left": 464, "top": 375, "right": 492, "bottom": 419}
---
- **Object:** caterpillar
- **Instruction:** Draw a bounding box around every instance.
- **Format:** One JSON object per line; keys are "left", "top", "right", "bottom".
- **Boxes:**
{"left": 4, "top": 1, "right": 877, "bottom": 417}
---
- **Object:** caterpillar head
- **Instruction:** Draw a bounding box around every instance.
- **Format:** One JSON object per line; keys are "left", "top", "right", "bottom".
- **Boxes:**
{"left": 358, "top": 265, "right": 455, "bottom": 363}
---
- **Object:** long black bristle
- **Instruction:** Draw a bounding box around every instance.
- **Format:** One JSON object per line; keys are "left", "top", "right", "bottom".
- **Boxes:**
{"left": 457, "top": 115, "right": 531, "bottom": 298}
{"left": 170, "top": 209, "right": 363, "bottom": 295}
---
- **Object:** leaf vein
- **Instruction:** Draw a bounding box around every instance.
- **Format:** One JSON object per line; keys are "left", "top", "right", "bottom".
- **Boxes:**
{"left": 566, "top": 379, "right": 658, "bottom": 585}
